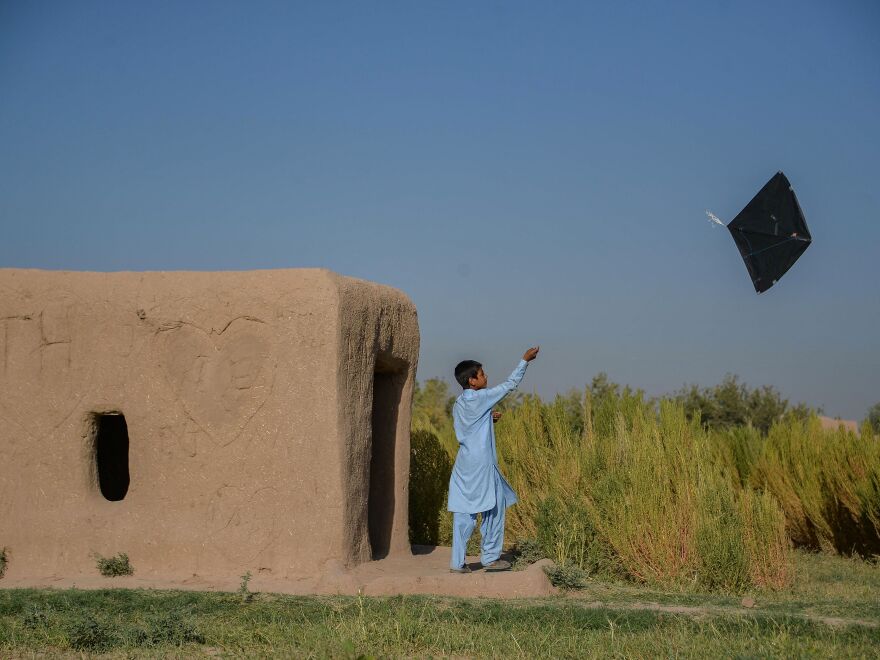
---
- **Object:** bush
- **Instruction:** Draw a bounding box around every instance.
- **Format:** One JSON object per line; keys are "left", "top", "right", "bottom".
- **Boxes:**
{"left": 496, "top": 392, "right": 792, "bottom": 591}
{"left": 674, "top": 374, "right": 812, "bottom": 434}
{"left": 135, "top": 611, "right": 205, "bottom": 646}
{"left": 510, "top": 538, "right": 545, "bottom": 570}
{"left": 412, "top": 379, "right": 456, "bottom": 437}
{"left": 21, "top": 604, "right": 52, "bottom": 629}
{"left": 64, "top": 609, "right": 204, "bottom": 651}
{"left": 67, "top": 614, "right": 113, "bottom": 652}
{"left": 409, "top": 425, "right": 453, "bottom": 546}
{"left": 749, "top": 417, "right": 880, "bottom": 556}
{"left": 95, "top": 552, "right": 134, "bottom": 577}
{"left": 543, "top": 563, "right": 589, "bottom": 590}
{"left": 867, "top": 402, "right": 880, "bottom": 434}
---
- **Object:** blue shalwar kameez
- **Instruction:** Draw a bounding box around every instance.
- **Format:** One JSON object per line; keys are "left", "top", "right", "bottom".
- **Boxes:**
{"left": 448, "top": 359, "right": 529, "bottom": 569}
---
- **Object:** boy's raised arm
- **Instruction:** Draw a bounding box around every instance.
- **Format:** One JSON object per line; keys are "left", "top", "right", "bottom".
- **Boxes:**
{"left": 479, "top": 346, "right": 539, "bottom": 413}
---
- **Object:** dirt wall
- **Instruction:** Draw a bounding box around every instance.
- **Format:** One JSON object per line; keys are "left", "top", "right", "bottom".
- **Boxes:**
{"left": 0, "top": 268, "right": 418, "bottom": 582}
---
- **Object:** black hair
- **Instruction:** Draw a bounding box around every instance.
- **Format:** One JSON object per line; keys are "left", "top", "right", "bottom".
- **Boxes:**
{"left": 454, "top": 360, "right": 482, "bottom": 389}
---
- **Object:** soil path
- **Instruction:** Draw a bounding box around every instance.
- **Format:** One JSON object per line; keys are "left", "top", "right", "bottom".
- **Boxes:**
{"left": 0, "top": 546, "right": 555, "bottom": 599}
{"left": 565, "top": 597, "right": 880, "bottom": 630}
{"left": 4, "top": 547, "right": 877, "bottom": 630}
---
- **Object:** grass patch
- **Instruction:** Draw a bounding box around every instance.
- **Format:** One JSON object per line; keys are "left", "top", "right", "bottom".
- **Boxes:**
{"left": 567, "top": 550, "right": 880, "bottom": 622}
{"left": 0, "top": 586, "right": 876, "bottom": 657}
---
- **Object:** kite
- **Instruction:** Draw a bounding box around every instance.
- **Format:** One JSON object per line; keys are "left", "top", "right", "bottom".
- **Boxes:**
{"left": 710, "top": 171, "right": 812, "bottom": 293}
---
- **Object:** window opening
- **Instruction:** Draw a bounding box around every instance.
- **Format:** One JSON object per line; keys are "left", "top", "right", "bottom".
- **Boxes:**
{"left": 92, "top": 412, "right": 130, "bottom": 501}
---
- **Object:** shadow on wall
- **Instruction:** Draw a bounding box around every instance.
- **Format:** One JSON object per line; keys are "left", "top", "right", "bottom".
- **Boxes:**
{"left": 368, "top": 355, "right": 407, "bottom": 559}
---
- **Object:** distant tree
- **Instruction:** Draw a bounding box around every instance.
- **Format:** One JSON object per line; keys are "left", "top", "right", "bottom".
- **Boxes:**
{"left": 589, "top": 372, "right": 620, "bottom": 405}
{"left": 673, "top": 374, "right": 807, "bottom": 434}
{"left": 745, "top": 383, "right": 791, "bottom": 433}
{"left": 412, "top": 378, "right": 455, "bottom": 430}
{"left": 867, "top": 402, "right": 880, "bottom": 434}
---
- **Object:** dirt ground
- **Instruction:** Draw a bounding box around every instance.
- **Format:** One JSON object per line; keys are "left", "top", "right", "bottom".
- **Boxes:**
{"left": 0, "top": 546, "right": 556, "bottom": 599}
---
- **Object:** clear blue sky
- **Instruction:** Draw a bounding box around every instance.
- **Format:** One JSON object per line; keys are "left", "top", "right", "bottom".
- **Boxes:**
{"left": 1, "top": 1, "right": 878, "bottom": 419}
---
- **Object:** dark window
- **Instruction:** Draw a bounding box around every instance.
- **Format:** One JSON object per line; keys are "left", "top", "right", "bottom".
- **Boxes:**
{"left": 93, "top": 413, "right": 130, "bottom": 501}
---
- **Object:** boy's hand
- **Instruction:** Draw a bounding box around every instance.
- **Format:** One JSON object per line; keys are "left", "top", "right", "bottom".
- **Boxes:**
{"left": 492, "top": 410, "right": 503, "bottom": 423}
{"left": 523, "top": 346, "right": 540, "bottom": 362}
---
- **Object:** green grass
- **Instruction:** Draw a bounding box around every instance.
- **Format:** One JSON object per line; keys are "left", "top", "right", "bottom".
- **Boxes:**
{"left": 567, "top": 550, "right": 880, "bottom": 622}
{"left": 1, "top": 589, "right": 877, "bottom": 658}
{"left": 1, "top": 552, "right": 877, "bottom": 658}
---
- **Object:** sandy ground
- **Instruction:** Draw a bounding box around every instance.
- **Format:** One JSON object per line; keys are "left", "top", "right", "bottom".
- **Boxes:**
{"left": 0, "top": 546, "right": 557, "bottom": 599}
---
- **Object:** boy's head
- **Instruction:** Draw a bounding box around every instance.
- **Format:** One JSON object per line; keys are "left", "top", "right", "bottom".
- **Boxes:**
{"left": 455, "top": 360, "right": 487, "bottom": 390}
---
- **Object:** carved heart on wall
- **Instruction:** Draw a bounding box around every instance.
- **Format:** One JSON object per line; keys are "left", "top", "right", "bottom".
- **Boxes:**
{"left": 159, "top": 317, "right": 275, "bottom": 447}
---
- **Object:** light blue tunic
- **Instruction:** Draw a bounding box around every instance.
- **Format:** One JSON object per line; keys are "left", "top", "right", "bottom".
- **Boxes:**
{"left": 447, "top": 359, "right": 529, "bottom": 514}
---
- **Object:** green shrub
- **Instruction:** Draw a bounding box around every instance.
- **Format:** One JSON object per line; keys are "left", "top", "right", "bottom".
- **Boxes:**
{"left": 134, "top": 611, "right": 205, "bottom": 646}
{"left": 536, "top": 496, "right": 609, "bottom": 576}
{"left": 711, "top": 426, "right": 764, "bottom": 487}
{"left": 409, "top": 425, "right": 453, "bottom": 545}
{"left": 239, "top": 571, "right": 253, "bottom": 602}
{"left": 510, "top": 538, "right": 545, "bottom": 570}
{"left": 749, "top": 417, "right": 880, "bottom": 556}
{"left": 497, "top": 393, "right": 792, "bottom": 591}
{"left": 694, "top": 476, "right": 751, "bottom": 591}
{"left": 543, "top": 562, "right": 589, "bottom": 590}
{"left": 67, "top": 614, "right": 113, "bottom": 652}
{"left": 674, "top": 374, "right": 812, "bottom": 433}
{"left": 95, "top": 552, "right": 134, "bottom": 577}
{"left": 866, "top": 402, "right": 880, "bottom": 434}
{"left": 21, "top": 604, "right": 52, "bottom": 629}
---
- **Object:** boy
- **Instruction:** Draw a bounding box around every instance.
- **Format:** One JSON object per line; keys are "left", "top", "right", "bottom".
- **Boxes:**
{"left": 448, "top": 346, "right": 540, "bottom": 573}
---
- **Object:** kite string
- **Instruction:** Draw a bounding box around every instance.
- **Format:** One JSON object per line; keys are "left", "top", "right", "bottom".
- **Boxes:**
{"left": 705, "top": 210, "right": 725, "bottom": 227}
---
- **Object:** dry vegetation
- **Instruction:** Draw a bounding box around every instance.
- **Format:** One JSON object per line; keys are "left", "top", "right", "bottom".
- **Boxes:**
{"left": 410, "top": 375, "right": 880, "bottom": 593}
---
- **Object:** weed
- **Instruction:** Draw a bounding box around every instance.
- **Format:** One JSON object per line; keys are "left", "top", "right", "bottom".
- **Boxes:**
{"left": 239, "top": 570, "right": 253, "bottom": 602}
{"left": 66, "top": 614, "right": 113, "bottom": 651}
{"left": 0, "top": 547, "right": 6, "bottom": 579}
{"left": 510, "top": 538, "right": 545, "bottom": 570}
{"left": 544, "top": 562, "right": 590, "bottom": 590}
{"left": 95, "top": 552, "right": 134, "bottom": 576}
{"left": 134, "top": 611, "right": 205, "bottom": 646}
{"left": 21, "top": 604, "right": 52, "bottom": 629}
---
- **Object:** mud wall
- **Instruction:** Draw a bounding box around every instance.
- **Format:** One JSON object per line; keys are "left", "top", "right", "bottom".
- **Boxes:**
{"left": 0, "top": 269, "right": 418, "bottom": 581}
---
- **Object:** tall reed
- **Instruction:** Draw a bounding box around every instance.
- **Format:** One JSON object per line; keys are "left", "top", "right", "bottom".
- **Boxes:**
{"left": 748, "top": 417, "right": 880, "bottom": 555}
{"left": 495, "top": 391, "right": 792, "bottom": 591}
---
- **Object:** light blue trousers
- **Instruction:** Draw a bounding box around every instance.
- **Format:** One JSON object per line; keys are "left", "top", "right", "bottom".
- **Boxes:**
{"left": 450, "top": 495, "right": 507, "bottom": 569}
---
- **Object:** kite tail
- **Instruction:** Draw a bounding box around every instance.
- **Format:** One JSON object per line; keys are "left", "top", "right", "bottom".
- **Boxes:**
{"left": 705, "top": 210, "right": 726, "bottom": 227}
